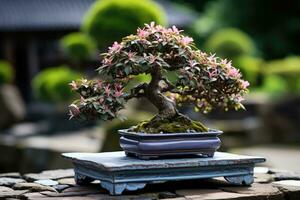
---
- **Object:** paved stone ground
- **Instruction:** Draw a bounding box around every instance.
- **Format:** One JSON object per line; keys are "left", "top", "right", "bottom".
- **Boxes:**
{"left": 0, "top": 167, "right": 300, "bottom": 199}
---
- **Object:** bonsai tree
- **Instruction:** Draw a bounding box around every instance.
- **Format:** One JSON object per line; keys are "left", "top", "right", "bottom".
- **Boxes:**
{"left": 69, "top": 22, "right": 249, "bottom": 133}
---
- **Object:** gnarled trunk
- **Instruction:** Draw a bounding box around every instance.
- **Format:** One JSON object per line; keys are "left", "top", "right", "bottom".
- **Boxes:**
{"left": 145, "top": 68, "right": 177, "bottom": 119}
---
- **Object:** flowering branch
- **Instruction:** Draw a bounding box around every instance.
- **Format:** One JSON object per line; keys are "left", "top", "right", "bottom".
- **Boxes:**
{"left": 69, "top": 22, "right": 249, "bottom": 121}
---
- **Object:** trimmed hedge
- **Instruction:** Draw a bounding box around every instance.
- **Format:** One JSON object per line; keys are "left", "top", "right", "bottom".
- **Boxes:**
{"left": 32, "top": 66, "right": 81, "bottom": 103}
{"left": 60, "top": 32, "right": 96, "bottom": 62}
{"left": 235, "top": 56, "right": 264, "bottom": 87}
{"left": 82, "top": 0, "right": 167, "bottom": 48}
{"left": 205, "top": 28, "right": 255, "bottom": 59}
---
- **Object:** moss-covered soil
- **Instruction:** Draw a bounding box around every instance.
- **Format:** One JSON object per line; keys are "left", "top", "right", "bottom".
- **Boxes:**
{"left": 131, "top": 114, "right": 208, "bottom": 134}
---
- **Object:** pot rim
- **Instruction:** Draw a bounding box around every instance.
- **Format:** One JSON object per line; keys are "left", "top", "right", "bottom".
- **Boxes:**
{"left": 119, "top": 128, "right": 223, "bottom": 137}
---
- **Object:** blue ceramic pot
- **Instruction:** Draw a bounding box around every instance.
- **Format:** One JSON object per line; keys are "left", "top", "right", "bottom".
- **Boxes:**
{"left": 119, "top": 129, "right": 222, "bottom": 159}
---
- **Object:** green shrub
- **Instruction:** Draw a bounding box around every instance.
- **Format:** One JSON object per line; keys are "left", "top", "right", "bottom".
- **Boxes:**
{"left": 260, "top": 75, "right": 288, "bottom": 95}
{"left": 60, "top": 32, "right": 96, "bottom": 62}
{"left": 205, "top": 28, "right": 256, "bottom": 59}
{"left": 235, "top": 56, "right": 264, "bottom": 87}
{"left": 32, "top": 66, "right": 81, "bottom": 103}
{"left": 191, "top": 0, "right": 300, "bottom": 59}
{"left": 265, "top": 56, "right": 300, "bottom": 75}
{"left": 82, "top": 0, "right": 167, "bottom": 48}
{"left": 0, "top": 60, "right": 13, "bottom": 85}
{"left": 265, "top": 56, "right": 300, "bottom": 92}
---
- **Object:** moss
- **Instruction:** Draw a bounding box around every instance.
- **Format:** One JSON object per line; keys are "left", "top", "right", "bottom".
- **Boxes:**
{"left": 132, "top": 114, "right": 208, "bottom": 133}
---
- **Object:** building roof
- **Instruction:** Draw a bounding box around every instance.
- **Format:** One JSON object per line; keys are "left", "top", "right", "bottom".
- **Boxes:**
{"left": 0, "top": 0, "right": 94, "bottom": 32}
{"left": 0, "top": 0, "right": 197, "bottom": 32}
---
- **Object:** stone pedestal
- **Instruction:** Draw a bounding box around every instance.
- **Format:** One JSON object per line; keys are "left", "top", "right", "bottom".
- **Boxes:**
{"left": 62, "top": 151, "right": 265, "bottom": 195}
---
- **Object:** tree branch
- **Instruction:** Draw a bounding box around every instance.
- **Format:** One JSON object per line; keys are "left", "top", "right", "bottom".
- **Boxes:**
{"left": 124, "top": 83, "right": 147, "bottom": 100}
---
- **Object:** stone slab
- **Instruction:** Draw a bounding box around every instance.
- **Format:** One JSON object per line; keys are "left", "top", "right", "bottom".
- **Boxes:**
{"left": 34, "top": 179, "right": 59, "bottom": 186}
{"left": 13, "top": 182, "right": 57, "bottom": 192}
{"left": 0, "top": 189, "right": 28, "bottom": 199}
{"left": 176, "top": 189, "right": 252, "bottom": 199}
{"left": 0, "top": 186, "right": 14, "bottom": 192}
{"left": 0, "top": 177, "right": 25, "bottom": 187}
{"left": 63, "top": 151, "right": 265, "bottom": 195}
{"left": 0, "top": 172, "right": 20, "bottom": 178}
{"left": 24, "top": 169, "right": 74, "bottom": 181}
{"left": 63, "top": 151, "right": 265, "bottom": 171}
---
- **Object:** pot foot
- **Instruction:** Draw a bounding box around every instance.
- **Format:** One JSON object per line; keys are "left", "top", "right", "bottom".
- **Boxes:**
{"left": 74, "top": 172, "right": 94, "bottom": 185}
{"left": 100, "top": 181, "right": 146, "bottom": 195}
{"left": 224, "top": 174, "right": 254, "bottom": 185}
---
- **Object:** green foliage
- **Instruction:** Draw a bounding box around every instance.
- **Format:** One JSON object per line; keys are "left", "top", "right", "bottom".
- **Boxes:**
{"left": 260, "top": 75, "right": 288, "bottom": 95}
{"left": 234, "top": 56, "right": 264, "bottom": 87}
{"left": 205, "top": 28, "right": 255, "bottom": 59}
{"left": 192, "top": 0, "right": 300, "bottom": 59}
{"left": 60, "top": 32, "right": 96, "bottom": 62}
{"left": 0, "top": 60, "right": 13, "bottom": 85}
{"left": 264, "top": 56, "right": 300, "bottom": 93}
{"left": 82, "top": 0, "right": 167, "bottom": 48}
{"left": 32, "top": 66, "right": 81, "bottom": 103}
{"left": 70, "top": 23, "right": 250, "bottom": 121}
{"left": 265, "top": 56, "right": 300, "bottom": 75}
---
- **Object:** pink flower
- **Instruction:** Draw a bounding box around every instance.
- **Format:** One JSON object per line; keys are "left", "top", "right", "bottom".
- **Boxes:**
{"left": 137, "top": 28, "right": 148, "bottom": 38}
{"left": 171, "top": 25, "right": 181, "bottom": 34}
{"left": 127, "top": 51, "right": 136, "bottom": 61}
{"left": 102, "top": 57, "right": 113, "bottom": 65}
{"left": 241, "top": 80, "right": 250, "bottom": 89}
{"left": 114, "top": 83, "right": 124, "bottom": 97}
{"left": 108, "top": 42, "right": 122, "bottom": 53}
{"left": 69, "top": 81, "right": 77, "bottom": 90}
{"left": 227, "top": 67, "right": 240, "bottom": 78}
{"left": 181, "top": 36, "right": 193, "bottom": 45}
{"left": 114, "top": 89, "right": 123, "bottom": 98}
{"left": 236, "top": 95, "right": 244, "bottom": 103}
{"left": 220, "top": 59, "right": 228, "bottom": 67}
{"left": 104, "top": 85, "right": 111, "bottom": 96}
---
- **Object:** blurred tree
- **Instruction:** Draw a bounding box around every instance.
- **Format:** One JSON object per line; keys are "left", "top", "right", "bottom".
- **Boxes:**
{"left": 32, "top": 66, "right": 81, "bottom": 103}
{"left": 82, "top": 0, "right": 167, "bottom": 49}
{"left": 169, "top": 0, "right": 211, "bottom": 12}
{"left": 60, "top": 32, "right": 96, "bottom": 63}
{"left": 235, "top": 56, "right": 264, "bottom": 87}
{"left": 204, "top": 28, "right": 261, "bottom": 87}
{"left": 192, "top": 0, "right": 300, "bottom": 59}
{"left": 204, "top": 28, "right": 256, "bottom": 59}
{"left": 259, "top": 75, "right": 288, "bottom": 95}
{"left": 0, "top": 60, "right": 14, "bottom": 85}
{"left": 264, "top": 56, "right": 300, "bottom": 93}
